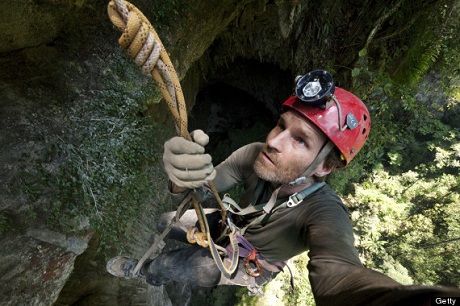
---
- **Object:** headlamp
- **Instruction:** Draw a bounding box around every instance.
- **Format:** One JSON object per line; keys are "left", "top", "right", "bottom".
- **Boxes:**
{"left": 295, "top": 70, "right": 335, "bottom": 108}
{"left": 294, "top": 70, "right": 359, "bottom": 132}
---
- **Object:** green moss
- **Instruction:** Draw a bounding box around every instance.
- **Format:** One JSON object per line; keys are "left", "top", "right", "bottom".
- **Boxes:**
{"left": 17, "top": 53, "right": 171, "bottom": 255}
{"left": 0, "top": 212, "right": 13, "bottom": 236}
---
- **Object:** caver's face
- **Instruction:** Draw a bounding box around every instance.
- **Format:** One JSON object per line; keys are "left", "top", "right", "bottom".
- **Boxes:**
{"left": 254, "top": 111, "right": 330, "bottom": 185}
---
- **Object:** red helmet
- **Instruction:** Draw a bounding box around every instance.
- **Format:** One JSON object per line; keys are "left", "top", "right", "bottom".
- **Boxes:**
{"left": 282, "top": 86, "right": 371, "bottom": 166}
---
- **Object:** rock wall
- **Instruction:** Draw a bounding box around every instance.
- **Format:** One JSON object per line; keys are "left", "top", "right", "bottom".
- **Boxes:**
{"left": 0, "top": 1, "right": 171, "bottom": 304}
{"left": 2, "top": 0, "right": 440, "bottom": 305}
{"left": 0, "top": 1, "right": 290, "bottom": 304}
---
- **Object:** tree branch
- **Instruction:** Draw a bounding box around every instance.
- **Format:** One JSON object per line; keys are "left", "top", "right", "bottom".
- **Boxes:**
{"left": 420, "top": 237, "right": 460, "bottom": 249}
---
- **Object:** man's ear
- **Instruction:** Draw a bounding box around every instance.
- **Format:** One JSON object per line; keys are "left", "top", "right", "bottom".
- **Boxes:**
{"left": 312, "top": 162, "right": 332, "bottom": 178}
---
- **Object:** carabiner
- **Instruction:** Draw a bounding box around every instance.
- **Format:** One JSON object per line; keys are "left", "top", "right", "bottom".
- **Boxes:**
{"left": 244, "top": 249, "right": 262, "bottom": 277}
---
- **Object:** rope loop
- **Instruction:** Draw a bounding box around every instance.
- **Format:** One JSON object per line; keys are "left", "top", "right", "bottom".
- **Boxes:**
{"left": 186, "top": 226, "right": 228, "bottom": 256}
{"left": 108, "top": 0, "right": 188, "bottom": 137}
{"left": 187, "top": 226, "right": 209, "bottom": 248}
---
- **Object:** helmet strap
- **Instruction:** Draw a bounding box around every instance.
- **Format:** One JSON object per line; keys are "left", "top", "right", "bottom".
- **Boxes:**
{"left": 288, "top": 140, "right": 335, "bottom": 186}
{"left": 262, "top": 141, "right": 335, "bottom": 213}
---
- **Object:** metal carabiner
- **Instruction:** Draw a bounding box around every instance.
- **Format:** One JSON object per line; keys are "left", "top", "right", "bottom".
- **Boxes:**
{"left": 244, "top": 249, "right": 262, "bottom": 277}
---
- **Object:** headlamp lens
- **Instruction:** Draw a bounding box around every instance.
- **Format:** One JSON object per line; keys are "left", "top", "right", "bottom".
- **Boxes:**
{"left": 303, "top": 80, "right": 322, "bottom": 97}
{"left": 295, "top": 70, "right": 335, "bottom": 107}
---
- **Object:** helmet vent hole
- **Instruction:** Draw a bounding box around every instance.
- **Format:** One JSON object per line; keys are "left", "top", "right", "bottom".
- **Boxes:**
{"left": 363, "top": 114, "right": 368, "bottom": 121}
{"left": 362, "top": 128, "right": 367, "bottom": 135}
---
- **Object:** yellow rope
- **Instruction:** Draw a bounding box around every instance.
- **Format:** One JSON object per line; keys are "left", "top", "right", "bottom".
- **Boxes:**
{"left": 108, "top": 0, "right": 188, "bottom": 137}
{"left": 107, "top": 0, "right": 230, "bottom": 261}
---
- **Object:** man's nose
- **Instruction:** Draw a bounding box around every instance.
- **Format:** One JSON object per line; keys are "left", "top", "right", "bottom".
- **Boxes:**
{"left": 267, "top": 130, "right": 288, "bottom": 153}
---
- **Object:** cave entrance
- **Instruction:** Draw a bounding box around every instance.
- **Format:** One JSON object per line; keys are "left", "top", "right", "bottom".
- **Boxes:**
{"left": 189, "top": 60, "right": 292, "bottom": 163}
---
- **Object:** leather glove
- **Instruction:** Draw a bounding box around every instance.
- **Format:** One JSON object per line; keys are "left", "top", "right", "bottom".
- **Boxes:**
{"left": 163, "top": 130, "right": 216, "bottom": 189}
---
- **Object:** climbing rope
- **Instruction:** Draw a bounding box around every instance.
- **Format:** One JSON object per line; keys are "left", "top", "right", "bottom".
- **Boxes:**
{"left": 107, "top": 0, "right": 238, "bottom": 278}
{"left": 107, "top": 0, "right": 187, "bottom": 137}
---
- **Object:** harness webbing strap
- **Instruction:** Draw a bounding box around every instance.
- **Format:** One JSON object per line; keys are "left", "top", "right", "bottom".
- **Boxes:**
{"left": 131, "top": 192, "right": 194, "bottom": 276}
{"left": 223, "top": 182, "right": 326, "bottom": 235}
{"left": 291, "top": 140, "right": 335, "bottom": 186}
{"left": 263, "top": 186, "right": 281, "bottom": 213}
{"left": 197, "top": 204, "right": 239, "bottom": 279}
{"left": 285, "top": 182, "right": 326, "bottom": 208}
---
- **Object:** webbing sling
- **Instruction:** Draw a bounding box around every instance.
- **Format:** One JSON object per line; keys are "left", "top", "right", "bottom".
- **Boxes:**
{"left": 223, "top": 182, "right": 326, "bottom": 234}
{"left": 197, "top": 202, "right": 240, "bottom": 278}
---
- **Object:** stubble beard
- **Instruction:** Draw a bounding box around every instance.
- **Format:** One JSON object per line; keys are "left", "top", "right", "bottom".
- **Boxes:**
{"left": 253, "top": 147, "right": 304, "bottom": 185}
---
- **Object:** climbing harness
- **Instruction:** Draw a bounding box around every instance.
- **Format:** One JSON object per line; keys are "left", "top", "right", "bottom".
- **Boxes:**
{"left": 107, "top": 0, "right": 238, "bottom": 279}
{"left": 220, "top": 182, "right": 327, "bottom": 292}
{"left": 223, "top": 182, "right": 326, "bottom": 234}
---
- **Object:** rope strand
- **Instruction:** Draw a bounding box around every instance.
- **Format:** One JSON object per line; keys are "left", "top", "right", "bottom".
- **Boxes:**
{"left": 107, "top": 0, "right": 237, "bottom": 277}
{"left": 108, "top": 0, "right": 188, "bottom": 136}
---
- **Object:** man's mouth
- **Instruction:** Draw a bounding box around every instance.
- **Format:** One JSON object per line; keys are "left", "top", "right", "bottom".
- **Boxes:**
{"left": 262, "top": 151, "right": 275, "bottom": 166}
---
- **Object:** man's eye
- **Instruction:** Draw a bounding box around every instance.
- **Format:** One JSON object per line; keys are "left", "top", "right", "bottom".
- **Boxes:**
{"left": 296, "top": 138, "right": 306, "bottom": 146}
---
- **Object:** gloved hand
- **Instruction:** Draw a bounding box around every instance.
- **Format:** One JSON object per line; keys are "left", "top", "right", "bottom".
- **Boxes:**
{"left": 163, "top": 130, "right": 216, "bottom": 189}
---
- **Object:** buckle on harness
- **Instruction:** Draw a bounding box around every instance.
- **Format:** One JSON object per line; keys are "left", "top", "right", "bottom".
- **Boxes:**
{"left": 287, "top": 192, "right": 302, "bottom": 207}
{"left": 244, "top": 249, "right": 262, "bottom": 277}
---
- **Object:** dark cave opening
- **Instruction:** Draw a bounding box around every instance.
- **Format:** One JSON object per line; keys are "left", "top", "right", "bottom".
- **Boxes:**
{"left": 189, "top": 60, "right": 293, "bottom": 163}
{"left": 189, "top": 82, "right": 275, "bottom": 163}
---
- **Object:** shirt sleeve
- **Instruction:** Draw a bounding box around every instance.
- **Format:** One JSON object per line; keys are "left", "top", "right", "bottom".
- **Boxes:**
{"left": 304, "top": 188, "right": 460, "bottom": 305}
{"left": 211, "top": 142, "right": 263, "bottom": 192}
{"left": 167, "top": 143, "right": 262, "bottom": 205}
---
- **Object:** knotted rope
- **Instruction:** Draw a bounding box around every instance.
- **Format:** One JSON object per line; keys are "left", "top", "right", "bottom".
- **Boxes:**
{"left": 107, "top": 0, "right": 237, "bottom": 278}
{"left": 108, "top": 0, "right": 188, "bottom": 137}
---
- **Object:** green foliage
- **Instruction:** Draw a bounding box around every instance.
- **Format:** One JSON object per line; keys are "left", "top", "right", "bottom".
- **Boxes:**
{"left": 347, "top": 134, "right": 460, "bottom": 283}
{"left": 330, "top": 6, "right": 460, "bottom": 288}
{"left": 348, "top": 167, "right": 460, "bottom": 286}
{"left": 279, "top": 254, "right": 315, "bottom": 306}
{"left": 57, "top": 100, "right": 163, "bottom": 253}
{"left": 65, "top": 69, "right": 166, "bottom": 254}
{"left": 20, "top": 54, "right": 169, "bottom": 255}
{"left": 0, "top": 212, "right": 13, "bottom": 236}
{"left": 366, "top": 0, "right": 454, "bottom": 85}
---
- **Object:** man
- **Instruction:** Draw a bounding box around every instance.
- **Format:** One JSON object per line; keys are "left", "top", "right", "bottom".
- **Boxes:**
{"left": 107, "top": 71, "right": 459, "bottom": 305}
